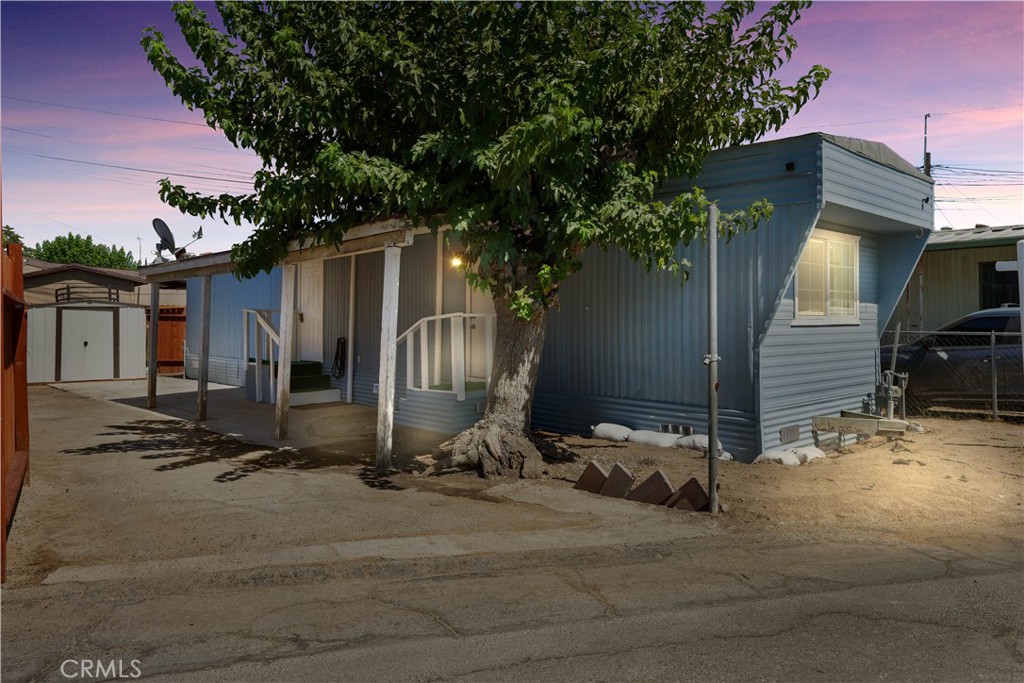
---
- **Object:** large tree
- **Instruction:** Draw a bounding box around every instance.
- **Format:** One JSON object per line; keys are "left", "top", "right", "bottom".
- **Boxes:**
{"left": 2, "top": 225, "right": 24, "bottom": 246}
{"left": 27, "top": 233, "right": 139, "bottom": 270}
{"left": 144, "top": 1, "right": 828, "bottom": 476}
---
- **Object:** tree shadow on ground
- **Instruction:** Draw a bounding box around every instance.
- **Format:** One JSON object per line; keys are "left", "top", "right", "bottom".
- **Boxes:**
{"left": 356, "top": 466, "right": 406, "bottom": 491}
{"left": 61, "top": 419, "right": 394, "bottom": 484}
{"left": 533, "top": 433, "right": 581, "bottom": 462}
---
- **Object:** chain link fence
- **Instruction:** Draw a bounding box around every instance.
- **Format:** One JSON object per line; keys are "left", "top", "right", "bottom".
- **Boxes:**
{"left": 878, "top": 330, "right": 1024, "bottom": 418}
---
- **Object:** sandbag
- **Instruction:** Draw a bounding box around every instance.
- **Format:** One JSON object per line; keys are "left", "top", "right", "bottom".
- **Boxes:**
{"left": 626, "top": 430, "right": 681, "bottom": 447}
{"left": 591, "top": 423, "right": 632, "bottom": 442}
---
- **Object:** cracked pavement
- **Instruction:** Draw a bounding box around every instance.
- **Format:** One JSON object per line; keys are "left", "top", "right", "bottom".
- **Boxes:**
{"left": 1, "top": 386, "right": 1021, "bottom": 682}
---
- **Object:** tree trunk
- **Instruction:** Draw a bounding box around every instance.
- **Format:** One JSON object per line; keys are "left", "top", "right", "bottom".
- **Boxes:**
{"left": 432, "top": 298, "right": 548, "bottom": 478}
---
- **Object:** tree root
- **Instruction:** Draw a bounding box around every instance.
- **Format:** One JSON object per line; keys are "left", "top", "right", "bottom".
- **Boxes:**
{"left": 427, "top": 420, "right": 546, "bottom": 479}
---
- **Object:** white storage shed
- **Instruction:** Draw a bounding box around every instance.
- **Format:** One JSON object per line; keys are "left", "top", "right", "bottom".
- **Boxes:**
{"left": 27, "top": 303, "right": 147, "bottom": 383}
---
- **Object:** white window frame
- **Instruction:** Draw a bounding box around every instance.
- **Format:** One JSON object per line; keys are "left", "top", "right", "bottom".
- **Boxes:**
{"left": 793, "top": 228, "right": 860, "bottom": 326}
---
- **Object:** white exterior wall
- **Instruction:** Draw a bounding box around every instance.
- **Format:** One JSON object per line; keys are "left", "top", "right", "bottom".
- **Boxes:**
{"left": 120, "top": 307, "right": 147, "bottom": 379}
{"left": 27, "top": 307, "right": 57, "bottom": 383}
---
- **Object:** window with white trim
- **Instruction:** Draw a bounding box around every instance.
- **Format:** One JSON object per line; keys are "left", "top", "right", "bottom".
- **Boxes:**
{"left": 794, "top": 229, "right": 859, "bottom": 323}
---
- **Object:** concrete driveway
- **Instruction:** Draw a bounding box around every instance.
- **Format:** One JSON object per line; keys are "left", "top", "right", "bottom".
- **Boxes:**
{"left": 2, "top": 382, "right": 1021, "bottom": 682}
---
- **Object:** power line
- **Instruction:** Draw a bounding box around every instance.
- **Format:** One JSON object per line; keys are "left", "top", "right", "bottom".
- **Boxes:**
{"left": 786, "top": 102, "right": 1023, "bottom": 131}
{"left": 2, "top": 126, "right": 82, "bottom": 144}
{"left": 1, "top": 95, "right": 211, "bottom": 128}
{"left": 21, "top": 151, "right": 255, "bottom": 186}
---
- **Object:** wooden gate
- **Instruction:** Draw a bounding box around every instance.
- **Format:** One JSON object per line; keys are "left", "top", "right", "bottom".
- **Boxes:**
{"left": 147, "top": 305, "right": 186, "bottom": 375}
{"left": 2, "top": 242, "right": 30, "bottom": 583}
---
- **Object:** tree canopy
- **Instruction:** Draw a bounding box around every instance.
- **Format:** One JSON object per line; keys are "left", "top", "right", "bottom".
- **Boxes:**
{"left": 144, "top": 1, "right": 828, "bottom": 318}
{"left": 2, "top": 225, "right": 23, "bottom": 246}
{"left": 27, "top": 233, "right": 139, "bottom": 270}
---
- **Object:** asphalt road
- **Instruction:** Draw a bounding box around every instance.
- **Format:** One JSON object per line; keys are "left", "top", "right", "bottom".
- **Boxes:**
{"left": 148, "top": 570, "right": 1023, "bottom": 683}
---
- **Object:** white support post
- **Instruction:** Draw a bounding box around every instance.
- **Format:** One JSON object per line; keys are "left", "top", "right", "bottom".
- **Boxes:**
{"left": 376, "top": 246, "right": 402, "bottom": 468}
{"left": 197, "top": 275, "right": 212, "bottom": 421}
{"left": 241, "top": 310, "right": 248, "bottom": 380}
{"left": 451, "top": 314, "right": 465, "bottom": 402}
{"left": 419, "top": 320, "right": 429, "bottom": 390}
{"left": 484, "top": 314, "right": 494, "bottom": 387}
{"left": 275, "top": 265, "right": 296, "bottom": 439}
{"left": 406, "top": 331, "right": 414, "bottom": 390}
{"left": 346, "top": 255, "right": 356, "bottom": 403}
{"left": 267, "top": 328, "right": 275, "bottom": 401}
{"left": 255, "top": 316, "right": 263, "bottom": 403}
{"left": 434, "top": 230, "right": 443, "bottom": 385}
{"left": 147, "top": 283, "right": 160, "bottom": 409}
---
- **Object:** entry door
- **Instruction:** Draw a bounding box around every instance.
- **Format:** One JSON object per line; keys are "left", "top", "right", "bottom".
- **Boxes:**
{"left": 297, "top": 260, "right": 324, "bottom": 362}
{"left": 60, "top": 309, "right": 114, "bottom": 381}
{"left": 466, "top": 285, "right": 495, "bottom": 381}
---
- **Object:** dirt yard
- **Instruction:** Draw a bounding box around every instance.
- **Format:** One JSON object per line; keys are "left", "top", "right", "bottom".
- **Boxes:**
{"left": 402, "top": 417, "right": 1024, "bottom": 548}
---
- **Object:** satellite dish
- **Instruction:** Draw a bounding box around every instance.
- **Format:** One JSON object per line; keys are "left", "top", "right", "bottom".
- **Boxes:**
{"left": 152, "top": 218, "right": 203, "bottom": 260}
{"left": 152, "top": 218, "right": 176, "bottom": 254}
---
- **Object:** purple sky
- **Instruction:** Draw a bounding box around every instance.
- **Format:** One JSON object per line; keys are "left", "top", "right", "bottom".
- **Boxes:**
{"left": 2, "top": 1, "right": 1022, "bottom": 261}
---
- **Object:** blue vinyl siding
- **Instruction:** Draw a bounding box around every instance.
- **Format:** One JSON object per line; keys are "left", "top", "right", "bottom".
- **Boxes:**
{"left": 822, "top": 143, "right": 933, "bottom": 231}
{"left": 535, "top": 138, "right": 824, "bottom": 460}
{"left": 185, "top": 268, "right": 282, "bottom": 386}
{"left": 350, "top": 235, "right": 441, "bottom": 409}
{"left": 757, "top": 232, "right": 881, "bottom": 453}
{"left": 323, "top": 255, "right": 352, "bottom": 376}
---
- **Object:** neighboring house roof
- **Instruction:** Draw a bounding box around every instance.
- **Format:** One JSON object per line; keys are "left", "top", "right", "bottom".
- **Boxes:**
{"left": 23, "top": 263, "right": 147, "bottom": 287}
{"left": 925, "top": 224, "right": 1024, "bottom": 251}
{"left": 23, "top": 263, "right": 147, "bottom": 306}
{"left": 22, "top": 256, "right": 61, "bottom": 273}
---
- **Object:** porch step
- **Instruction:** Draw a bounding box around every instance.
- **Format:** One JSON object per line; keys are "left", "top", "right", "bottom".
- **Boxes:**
{"left": 290, "top": 360, "right": 324, "bottom": 377}
{"left": 290, "top": 373, "right": 332, "bottom": 392}
{"left": 247, "top": 359, "right": 324, "bottom": 377}
{"left": 289, "top": 387, "right": 340, "bottom": 407}
{"left": 395, "top": 387, "right": 486, "bottom": 435}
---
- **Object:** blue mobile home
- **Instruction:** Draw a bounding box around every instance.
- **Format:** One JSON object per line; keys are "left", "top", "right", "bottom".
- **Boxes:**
{"left": 535, "top": 133, "right": 932, "bottom": 458}
{"left": 160, "top": 133, "right": 932, "bottom": 462}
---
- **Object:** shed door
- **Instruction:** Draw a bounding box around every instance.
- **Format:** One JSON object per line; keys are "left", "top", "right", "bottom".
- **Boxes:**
{"left": 60, "top": 309, "right": 114, "bottom": 381}
{"left": 297, "top": 260, "right": 324, "bottom": 362}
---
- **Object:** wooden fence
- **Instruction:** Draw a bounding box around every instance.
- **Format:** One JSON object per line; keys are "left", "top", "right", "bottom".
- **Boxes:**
{"left": 2, "top": 242, "right": 30, "bottom": 583}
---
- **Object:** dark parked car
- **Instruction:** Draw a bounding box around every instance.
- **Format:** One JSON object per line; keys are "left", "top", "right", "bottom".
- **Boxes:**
{"left": 881, "top": 308, "right": 1023, "bottom": 410}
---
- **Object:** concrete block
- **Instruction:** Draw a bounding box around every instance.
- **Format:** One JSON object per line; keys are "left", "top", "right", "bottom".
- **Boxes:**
{"left": 624, "top": 470, "right": 674, "bottom": 505}
{"left": 598, "top": 463, "right": 635, "bottom": 498}
{"left": 574, "top": 461, "right": 609, "bottom": 493}
{"left": 665, "top": 477, "right": 709, "bottom": 512}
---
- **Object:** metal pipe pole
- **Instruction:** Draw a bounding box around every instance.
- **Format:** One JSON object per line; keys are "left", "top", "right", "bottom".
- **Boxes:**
{"left": 147, "top": 283, "right": 160, "bottom": 409}
{"left": 991, "top": 330, "right": 999, "bottom": 420}
{"left": 923, "top": 113, "right": 931, "bottom": 175}
{"left": 706, "top": 205, "right": 720, "bottom": 515}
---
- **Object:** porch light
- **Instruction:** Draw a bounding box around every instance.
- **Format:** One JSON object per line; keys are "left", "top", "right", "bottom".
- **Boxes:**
{"left": 450, "top": 254, "right": 464, "bottom": 268}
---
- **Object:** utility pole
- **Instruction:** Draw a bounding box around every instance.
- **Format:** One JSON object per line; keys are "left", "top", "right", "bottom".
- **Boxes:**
{"left": 923, "top": 113, "right": 932, "bottom": 176}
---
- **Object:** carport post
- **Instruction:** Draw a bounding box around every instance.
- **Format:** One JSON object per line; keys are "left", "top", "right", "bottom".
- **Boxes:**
{"left": 275, "top": 264, "right": 297, "bottom": 440}
{"left": 376, "top": 245, "right": 401, "bottom": 469}
{"left": 147, "top": 283, "right": 160, "bottom": 409}
{"left": 197, "top": 274, "right": 212, "bottom": 421}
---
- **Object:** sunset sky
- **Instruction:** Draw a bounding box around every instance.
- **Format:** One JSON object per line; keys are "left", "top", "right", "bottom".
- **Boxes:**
{"left": 2, "top": 1, "right": 1022, "bottom": 260}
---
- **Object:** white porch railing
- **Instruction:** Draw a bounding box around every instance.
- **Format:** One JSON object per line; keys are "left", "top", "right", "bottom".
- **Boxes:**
{"left": 396, "top": 312, "right": 496, "bottom": 401}
{"left": 242, "top": 308, "right": 282, "bottom": 403}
